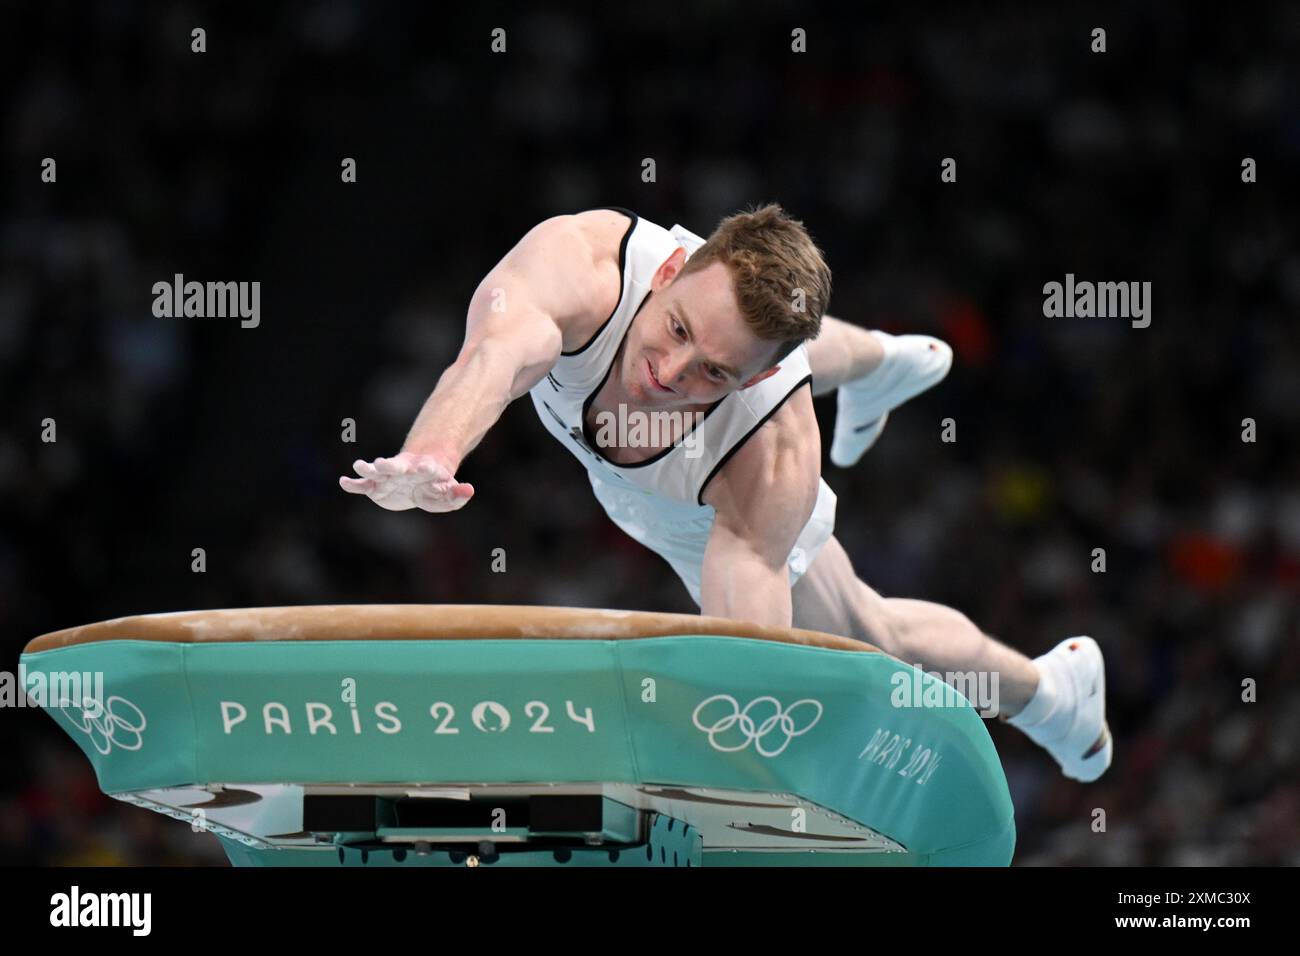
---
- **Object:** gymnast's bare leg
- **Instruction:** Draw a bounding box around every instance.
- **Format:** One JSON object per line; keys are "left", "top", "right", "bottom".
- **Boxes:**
{"left": 800, "top": 316, "right": 1112, "bottom": 781}
{"left": 791, "top": 536, "right": 1041, "bottom": 717}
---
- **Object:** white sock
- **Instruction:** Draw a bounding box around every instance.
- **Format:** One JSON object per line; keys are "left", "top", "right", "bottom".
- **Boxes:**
{"left": 841, "top": 330, "right": 897, "bottom": 393}
{"left": 1007, "top": 655, "right": 1072, "bottom": 743}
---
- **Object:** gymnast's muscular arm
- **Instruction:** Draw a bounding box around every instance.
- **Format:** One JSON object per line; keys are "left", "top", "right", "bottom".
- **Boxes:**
{"left": 340, "top": 211, "right": 624, "bottom": 511}
{"left": 698, "top": 388, "right": 822, "bottom": 628}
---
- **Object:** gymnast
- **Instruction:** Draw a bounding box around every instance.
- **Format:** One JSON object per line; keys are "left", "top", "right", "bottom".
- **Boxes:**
{"left": 340, "top": 205, "right": 1111, "bottom": 782}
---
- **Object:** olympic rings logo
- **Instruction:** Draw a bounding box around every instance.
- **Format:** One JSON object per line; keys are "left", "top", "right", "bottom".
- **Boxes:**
{"left": 56, "top": 695, "right": 147, "bottom": 755}
{"left": 691, "top": 695, "right": 823, "bottom": 758}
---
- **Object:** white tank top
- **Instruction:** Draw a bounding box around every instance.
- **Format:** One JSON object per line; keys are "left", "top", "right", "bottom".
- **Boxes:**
{"left": 528, "top": 207, "right": 816, "bottom": 507}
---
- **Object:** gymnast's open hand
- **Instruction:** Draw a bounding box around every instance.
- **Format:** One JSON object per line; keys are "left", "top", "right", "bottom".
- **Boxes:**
{"left": 339, "top": 452, "right": 475, "bottom": 512}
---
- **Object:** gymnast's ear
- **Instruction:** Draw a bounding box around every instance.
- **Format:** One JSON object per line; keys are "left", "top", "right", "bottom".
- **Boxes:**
{"left": 651, "top": 246, "right": 689, "bottom": 290}
{"left": 739, "top": 365, "right": 781, "bottom": 389}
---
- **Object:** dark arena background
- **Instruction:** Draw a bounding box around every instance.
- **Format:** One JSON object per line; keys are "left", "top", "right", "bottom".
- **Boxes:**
{"left": 1, "top": 0, "right": 1297, "bottom": 880}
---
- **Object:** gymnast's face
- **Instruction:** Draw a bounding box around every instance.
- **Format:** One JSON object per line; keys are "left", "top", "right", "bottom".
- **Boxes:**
{"left": 620, "top": 249, "right": 782, "bottom": 408}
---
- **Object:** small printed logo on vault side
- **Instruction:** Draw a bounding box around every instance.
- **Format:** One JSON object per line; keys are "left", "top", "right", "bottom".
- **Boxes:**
{"left": 470, "top": 700, "right": 511, "bottom": 733}
{"left": 692, "top": 694, "right": 823, "bottom": 757}
{"left": 59, "top": 695, "right": 147, "bottom": 755}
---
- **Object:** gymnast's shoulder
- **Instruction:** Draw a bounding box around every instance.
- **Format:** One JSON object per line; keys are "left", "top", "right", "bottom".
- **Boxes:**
{"left": 497, "top": 210, "right": 626, "bottom": 349}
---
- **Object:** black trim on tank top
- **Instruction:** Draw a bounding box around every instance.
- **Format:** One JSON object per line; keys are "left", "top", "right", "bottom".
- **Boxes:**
{"left": 578, "top": 292, "right": 725, "bottom": 470}
{"left": 695, "top": 374, "right": 814, "bottom": 505}
{"left": 561, "top": 206, "right": 639, "bottom": 357}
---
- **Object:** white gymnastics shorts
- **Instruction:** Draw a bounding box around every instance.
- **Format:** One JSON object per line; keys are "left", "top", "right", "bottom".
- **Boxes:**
{"left": 588, "top": 471, "right": 837, "bottom": 606}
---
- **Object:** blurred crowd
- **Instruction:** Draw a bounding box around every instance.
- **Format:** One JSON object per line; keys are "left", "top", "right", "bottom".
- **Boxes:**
{"left": 1, "top": 2, "right": 1296, "bottom": 865}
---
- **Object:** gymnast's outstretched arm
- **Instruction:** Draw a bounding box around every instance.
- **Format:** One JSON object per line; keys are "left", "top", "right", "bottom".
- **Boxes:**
{"left": 339, "top": 213, "right": 618, "bottom": 512}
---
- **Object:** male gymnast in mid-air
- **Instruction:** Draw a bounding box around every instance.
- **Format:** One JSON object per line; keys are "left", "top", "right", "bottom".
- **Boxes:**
{"left": 340, "top": 205, "right": 1112, "bottom": 782}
